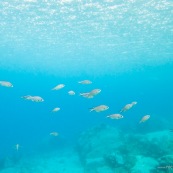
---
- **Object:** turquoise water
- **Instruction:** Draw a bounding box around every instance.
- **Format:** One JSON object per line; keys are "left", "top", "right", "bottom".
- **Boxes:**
{"left": 0, "top": 0, "right": 173, "bottom": 172}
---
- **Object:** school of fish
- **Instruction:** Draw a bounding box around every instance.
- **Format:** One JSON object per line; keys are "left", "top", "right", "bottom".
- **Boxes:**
{"left": 0, "top": 79, "right": 151, "bottom": 150}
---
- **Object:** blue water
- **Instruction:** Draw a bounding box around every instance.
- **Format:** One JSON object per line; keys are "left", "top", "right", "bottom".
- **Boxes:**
{"left": 0, "top": 0, "right": 173, "bottom": 172}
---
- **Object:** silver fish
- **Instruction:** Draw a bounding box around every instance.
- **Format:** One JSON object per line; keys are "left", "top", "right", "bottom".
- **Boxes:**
{"left": 80, "top": 92, "right": 94, "bottom": 98}
{"left": 90, "top": 105, "right": 109, "bottom": 112}
{"left": 89, "top": 89, "right": 101, "bottom": 96}
{"left": 68, "top": 90, "right": 75, "bottom": 95}
{"left": 107, "top": 114, "right": 123, "bottom": 119}
{"left": 80, "top": 89, "right": 101, "bottom": 99}
{"left": 78, "top": 80, "right": 92, "bottom": 84}
{"left": 52, "top": 107, "right": 60, "bottom": 112}
{"left": 52, "top": 84, "right": 65, "bottom": 90}
{"left": 120, "top": 101, "right": 137, "bottom": 113}
{"left": 139, "top": 115, "right": 150, "bottom": 123}
{"left": 22, "top": 95, "right": 44, "bottom": 102}
{"left": 0, "top": 81, "right": 13, "bottom": 87}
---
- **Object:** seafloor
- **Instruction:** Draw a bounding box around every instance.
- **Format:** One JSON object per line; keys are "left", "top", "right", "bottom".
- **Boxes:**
{"left": 0, "top": 125, "right": 173, "bottom": 173}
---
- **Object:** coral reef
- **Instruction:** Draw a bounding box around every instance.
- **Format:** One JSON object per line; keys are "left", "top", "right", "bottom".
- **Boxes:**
{"left": 0, "top": 155, "right": 21, "bottom": 171}
{"left": 76, "top": 124, "right": 173, "bottom": 172}
{"left": 131, "top": 155, "right": 159, "bottom": 173}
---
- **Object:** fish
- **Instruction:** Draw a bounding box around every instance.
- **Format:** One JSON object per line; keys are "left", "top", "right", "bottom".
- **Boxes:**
{"left": 22, "top": 95, "right": 44, "bottom": 102}
{"left": 107, "top": 114, "right": 123, "bottom": 119}
{"left": 120, "top": 101, "right": 137, "bottom": 113}
{"left": 89, "top": 89, "right": 101, "bottom": 96}
{"left": 90, "top": 105, "right": 109, "bottom": 112}
{"left": 14, "top": 144, "right": 20, "bottom": 151}
{"left": 0, "top": 81, "right": 13, "bottom": 87}
{"left": 80, "top": 89, "right": 101, "bottom": 99}
{"left": 52, "top": 107, "right": 60, "bottom": 112}
{"left": 52, "top": 84, "right": 65, "bottom": 90}
{"left": 120, "top": 104, "right": 133, "bottom": 113}
{"left": 170, "top": 129, "right": 173, "bottom": 132}
{"left": 80, "top": 92, "right": 94, "bottom": 98}
{"left": 139, "top": 115, "right": 150, "bottom": 123}
{"left": 68, "top": 90, "right": 75, "bottom": 95}
{"left": 78, "top": 80, "right": 92, "bottom": 84}
{"left": 50, "top": 132, "right": 59, "bottom": 136}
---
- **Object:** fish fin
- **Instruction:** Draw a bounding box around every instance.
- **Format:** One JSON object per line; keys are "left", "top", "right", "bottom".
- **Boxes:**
{"left": 88, "top": 95, "right": 94, "bottom": 98}
{"left": 119, "top": 108, "right": 124, "bottom": 113}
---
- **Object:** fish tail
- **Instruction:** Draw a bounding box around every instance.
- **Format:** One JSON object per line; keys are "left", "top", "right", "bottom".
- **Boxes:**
{"left": 89, "top": 108, "right": 94, "bottom": 112}
{"left": 21, "top": 95, "right": 29, "bottom": 99}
